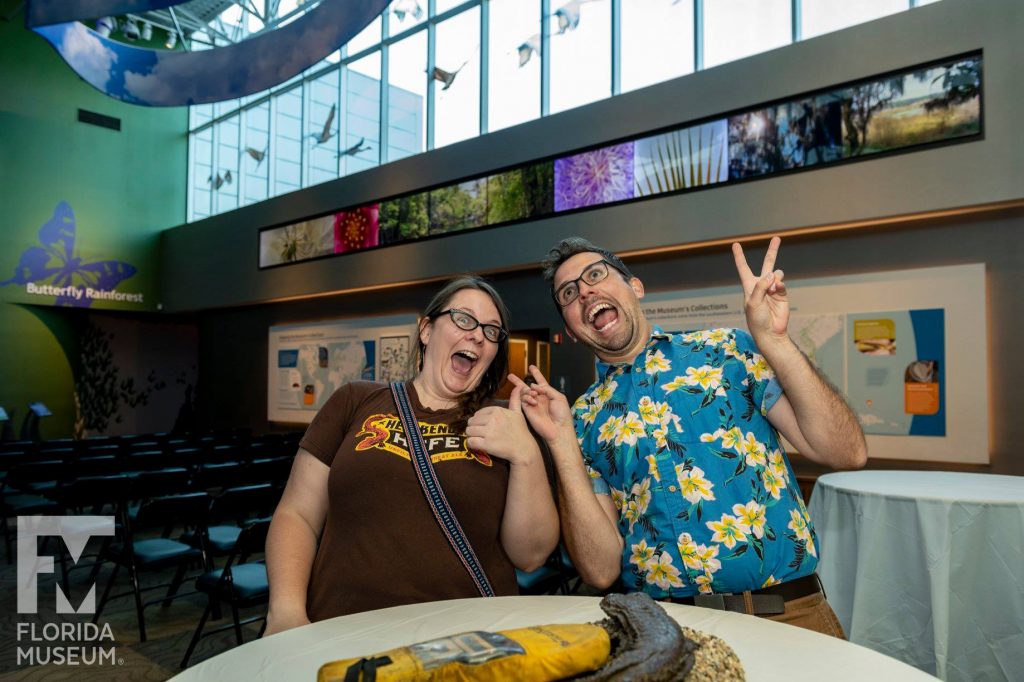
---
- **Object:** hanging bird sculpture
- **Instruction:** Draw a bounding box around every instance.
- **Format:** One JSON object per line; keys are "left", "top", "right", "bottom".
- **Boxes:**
{"left": 308, "top": 103, "right": 337, "bottom": 145}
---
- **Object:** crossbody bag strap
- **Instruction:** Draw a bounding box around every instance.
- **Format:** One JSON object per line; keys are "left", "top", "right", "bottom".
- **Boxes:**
{"left": 389, "top": 382, "right": 495, "bottom": 598}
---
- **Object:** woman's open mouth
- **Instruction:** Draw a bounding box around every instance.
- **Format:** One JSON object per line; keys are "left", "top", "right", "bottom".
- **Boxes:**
{"left": 450, "top": 349, "right": 479, "bottom": 376}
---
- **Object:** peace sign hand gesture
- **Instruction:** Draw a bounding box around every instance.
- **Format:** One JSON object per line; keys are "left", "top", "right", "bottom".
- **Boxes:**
{"left": 732, "top": 236, "right": 789, "bottom": 345}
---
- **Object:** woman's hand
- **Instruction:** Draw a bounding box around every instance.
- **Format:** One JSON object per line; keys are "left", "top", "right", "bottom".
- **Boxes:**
{"left": 510, "top": 366, "right": 576, "bottom": 448}
{"left": 263, "top": 606, "right": 310, "bottom": 637}
{"left": 466, "top": 385, "right": 541, "bottom": 466}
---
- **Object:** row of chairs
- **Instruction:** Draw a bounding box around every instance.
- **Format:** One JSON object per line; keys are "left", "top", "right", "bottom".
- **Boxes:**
{"left": 76, "top": 478, "right": 280, "bottom": 651}
{"left": 2, "top": 430, "right": 300, "bottom": 668}
{"left": 1, "top": 440, "right": 299, "bottom": 470}
{"left": 0, "top": 429, "right": 303, "bottom": 458}
{"left": 1, "top": 455, "right": 293, "bottom": 563}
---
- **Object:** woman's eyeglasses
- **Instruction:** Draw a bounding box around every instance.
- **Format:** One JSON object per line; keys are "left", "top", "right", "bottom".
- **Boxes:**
{"left": 437, "top": 309, "right": 508, "bottom": 343}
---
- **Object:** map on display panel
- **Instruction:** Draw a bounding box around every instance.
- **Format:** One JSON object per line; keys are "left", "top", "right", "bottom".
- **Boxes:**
{"left": 275, "top": 340, "right": 375, "bottom": 413}
{"left": 640, "top": 264, "right": 984, "bottom": 464}
{"left": 267, "top": 314, "right": 418, "bottom": 424}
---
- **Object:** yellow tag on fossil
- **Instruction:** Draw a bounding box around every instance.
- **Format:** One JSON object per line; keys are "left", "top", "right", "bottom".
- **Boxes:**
{"left": 317, "top": 623, "right": 611, "bottom": 682}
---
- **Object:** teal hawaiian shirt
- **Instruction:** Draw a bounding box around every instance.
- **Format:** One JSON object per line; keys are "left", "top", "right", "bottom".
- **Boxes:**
{"left": 572, "top": 326, "right": 818, "bottom": 597}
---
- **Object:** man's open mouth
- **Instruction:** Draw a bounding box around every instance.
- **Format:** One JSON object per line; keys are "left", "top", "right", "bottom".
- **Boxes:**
{"left": 586, "top": 301, "right": 619, "bottom": 333}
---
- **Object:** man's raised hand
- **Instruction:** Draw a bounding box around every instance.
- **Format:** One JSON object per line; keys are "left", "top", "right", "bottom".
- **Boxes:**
{"left": 508, "top": 366, "right": 575, "bottom": 447}
{"left": 731, "top": 236, "right": 789, "bottom": 343}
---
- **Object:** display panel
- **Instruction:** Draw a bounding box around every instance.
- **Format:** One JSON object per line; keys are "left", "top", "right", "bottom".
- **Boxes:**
{"left": 259, "top": 53, "right": 982, "bottom": 269}
{"left": 267, "top": 314, "right": 418, "bottom": 423}
{"left": 639, "top": 264, "right": 986, "bottom": 464}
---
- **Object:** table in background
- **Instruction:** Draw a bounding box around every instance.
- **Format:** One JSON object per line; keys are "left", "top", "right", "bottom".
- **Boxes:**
{"left": 171, "top": 595, "right": 934, "bottom": 681}
{"left": 809, "top": 470, "right": 1024, "bottom": 681}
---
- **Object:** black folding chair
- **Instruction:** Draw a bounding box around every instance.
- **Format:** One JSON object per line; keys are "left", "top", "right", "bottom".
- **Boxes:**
{"left": 180, "top": 518, "right": 270, "bottom": 668}
{"left": 123, "top": 450, "right": 173, "bottom": 472}
{"left": 193, "top": 462, "right": 245, "bottom": 492}
{"left": 241, "top": 457, "right": 293, "bottom": 486}
{"left": 1, "top": 459, "right": 64, "bottom": 563}
{"left": 93, "top": 491, "right": 212, "bottom": 642}
{"left": 182, "top": 484, "right": 278, "bottom": 560}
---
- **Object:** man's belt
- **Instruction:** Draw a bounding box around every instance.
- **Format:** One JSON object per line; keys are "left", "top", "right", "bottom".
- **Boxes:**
{"left": 660, "top": 573, "right": 823, "bottom": 616}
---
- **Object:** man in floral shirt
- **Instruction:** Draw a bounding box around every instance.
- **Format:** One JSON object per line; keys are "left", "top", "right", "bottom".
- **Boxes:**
{"left": 513, "top": 236, "right": 866, "bottom": 636}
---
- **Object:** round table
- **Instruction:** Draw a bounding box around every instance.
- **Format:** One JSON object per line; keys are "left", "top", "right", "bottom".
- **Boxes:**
{"left": 808, "top": 471, "right": 1024, "bottom": 682}
{"left": 170, "top": 595, "right": 935, "bottom": 681}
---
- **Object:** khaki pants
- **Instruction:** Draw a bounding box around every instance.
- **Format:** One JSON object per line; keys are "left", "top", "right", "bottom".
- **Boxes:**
{"left": 763, "top": 592, "right": 847, "bottom": 639}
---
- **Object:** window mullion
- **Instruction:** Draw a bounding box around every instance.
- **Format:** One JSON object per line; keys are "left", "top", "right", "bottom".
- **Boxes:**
{"left": 611, "top": 0, "right": 621, "bottom": 96}
{"left": 426, "top": 0, "right": 437, "bottom": 151}
{"left": 541, "top": 0, "right": 550, "bottom": 116}
{"left": 480, "top": 0, "right": 489, "bottom": 135}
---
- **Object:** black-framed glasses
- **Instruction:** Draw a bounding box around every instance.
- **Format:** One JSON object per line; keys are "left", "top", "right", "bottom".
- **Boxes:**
{"left": 553, "top": 259, "right": 623, "bottom": 307}
{"left": 436, "top": 309, "right": 508, "bottom": 343}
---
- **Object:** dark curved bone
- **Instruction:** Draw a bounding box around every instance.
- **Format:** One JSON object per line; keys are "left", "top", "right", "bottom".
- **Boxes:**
{"left": 576, "top": 592, "right": 697, "bottom": 681}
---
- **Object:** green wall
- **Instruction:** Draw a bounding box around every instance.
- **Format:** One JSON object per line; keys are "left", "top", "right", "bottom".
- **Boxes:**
{"left": 0, "top": 14, "right": 188, "bottom": 437}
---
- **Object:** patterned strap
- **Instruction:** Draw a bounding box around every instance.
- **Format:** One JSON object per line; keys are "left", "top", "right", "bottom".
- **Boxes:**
{"left": 390, "top": 382, "right": 495, "bottom": 598}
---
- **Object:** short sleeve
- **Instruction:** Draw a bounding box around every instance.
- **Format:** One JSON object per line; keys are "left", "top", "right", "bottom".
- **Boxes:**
{"left": 299, "top": 382, "right": 375, "bottom": 466}
{"left": 732, "top": 329, "right": 784, "bottom": 415}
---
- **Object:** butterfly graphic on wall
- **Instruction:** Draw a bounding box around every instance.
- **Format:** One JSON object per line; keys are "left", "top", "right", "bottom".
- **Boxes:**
{"left": 0, "top": 201, "right": 137, "bottom": 308}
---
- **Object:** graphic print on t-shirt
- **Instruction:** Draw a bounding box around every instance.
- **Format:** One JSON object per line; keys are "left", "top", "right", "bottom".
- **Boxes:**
{"left": 355, "top": 413, "right": 493, "bottom": 466}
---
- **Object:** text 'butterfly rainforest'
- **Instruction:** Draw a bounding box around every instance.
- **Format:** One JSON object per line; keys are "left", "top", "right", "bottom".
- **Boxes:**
{"left": 1, "top": 202, "right": 139, "bottom": 308}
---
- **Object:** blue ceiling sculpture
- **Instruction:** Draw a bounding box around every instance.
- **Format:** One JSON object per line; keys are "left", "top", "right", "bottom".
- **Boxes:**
{"left": 28, "top": 0, "right": 391, "bottom": 107}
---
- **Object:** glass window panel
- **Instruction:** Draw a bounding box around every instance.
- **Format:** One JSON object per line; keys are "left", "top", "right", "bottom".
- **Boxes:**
{"left": 242, "top": 102, "right": 270, "bottom": 206}
{"left": 436, "top": 0, "right": 468, "bottom": 14}
{"left": 274, "top": 88, "right": 303, "bottom": 196}
{"left": 214, "top": 97, "right": 240, "bottom": 118}
{"left": 802, "top": 0, "right": 909, "bottom": 40}
{"left": 388, "top": 0, "right": 427, "bottom": 35}
{"left": 703, "top": 0, "right": 791, "bottom": 69}
{"left": 488, "top": 0, "right": 541, "bottom": 132}
{"left": 347, "top": 15, "right": 382, "bottom": 54}
{"left": 276, "top": 0, "right": 299, "bottom": 15}
{"left": 190, "top": 103, "right": 213, "bottom": 130}
{"left": 434, "top": 7, "right": 480, "bottom": 148}
{"left": 549, "top": 0, "right": 611, "bottom": 114}
{"left": 387, "top": 32, "right": 427, "bottom": 162}
{"left": 621, "top": 0, "right": 695, "bottom": 93}
{"left": 190, "top": 127, "right": 213, "bottom": 220}
{"left": 245, "top": 11, "right": 264, "bottom": 34}
{"left": 214, "top": 116, "right": 240, "bottom": 213}
{"left": 915, "top": 0, "right": 941, "bottom": 5}
{"left": 306, "top": 71, "right": 341, "bottom": 187}
{"left": 343, "top": 52, "right": 382, "bottom": 175}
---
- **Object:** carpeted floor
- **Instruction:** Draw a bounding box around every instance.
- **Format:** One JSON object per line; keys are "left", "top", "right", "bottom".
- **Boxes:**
{"left": 0, "top": 537, "right": 265, "bottom": 681}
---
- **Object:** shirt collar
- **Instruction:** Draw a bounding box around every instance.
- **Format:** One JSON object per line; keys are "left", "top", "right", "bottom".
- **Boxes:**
{"left": 594, "top": 325, "right": 672, "bottom": 377}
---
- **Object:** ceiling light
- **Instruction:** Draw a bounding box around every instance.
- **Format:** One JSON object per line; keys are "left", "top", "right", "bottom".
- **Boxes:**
{"left": 165, "top": 31, "right": 178, "bottom": 49}
{"left": 141, "top": 22, "right": 153, "bottom": 41}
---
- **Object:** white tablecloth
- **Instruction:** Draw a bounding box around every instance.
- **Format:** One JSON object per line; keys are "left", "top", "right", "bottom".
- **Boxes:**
{"left": 808, "top": 470, "right": 1024, "bottom": 681}
{"left": 170, "top": 595, "right": 934, "bottom": 681}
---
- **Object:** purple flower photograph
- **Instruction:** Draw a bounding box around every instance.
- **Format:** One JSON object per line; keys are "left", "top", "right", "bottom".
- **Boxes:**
{"left": 554, "top": 143, "right": 635, "bottom": 211}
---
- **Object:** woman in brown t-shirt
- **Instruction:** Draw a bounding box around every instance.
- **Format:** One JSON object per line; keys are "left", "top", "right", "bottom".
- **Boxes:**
{"left": 264, "top": 276, "right": 559, "bottom": 635}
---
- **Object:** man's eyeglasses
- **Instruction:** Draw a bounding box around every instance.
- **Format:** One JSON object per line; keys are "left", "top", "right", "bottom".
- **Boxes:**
{"left": 437, "top": 309, "right": 508, "bottom": 343}
{"left": 553, "top": 260, "right": 625, "bottom": 307}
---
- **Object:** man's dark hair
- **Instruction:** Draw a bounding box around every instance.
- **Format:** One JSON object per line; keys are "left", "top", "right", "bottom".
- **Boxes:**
{"left": 541, "top": 237, "right": 634, "bottom": 289}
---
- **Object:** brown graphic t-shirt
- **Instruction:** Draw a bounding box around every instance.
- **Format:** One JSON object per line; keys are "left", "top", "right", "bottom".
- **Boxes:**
{"left": 300, "top": 381, "right": 519, "bottom": 619}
